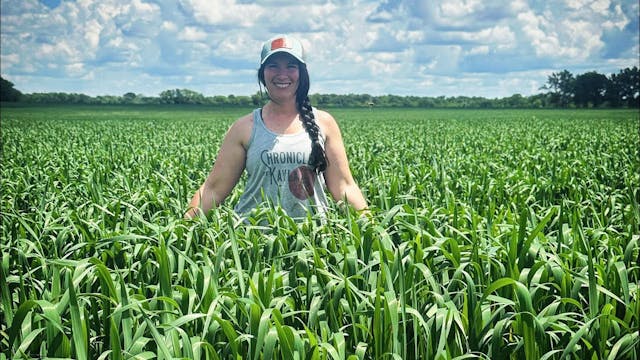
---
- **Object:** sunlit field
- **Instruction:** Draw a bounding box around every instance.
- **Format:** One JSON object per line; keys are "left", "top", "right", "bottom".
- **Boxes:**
{"left": 1, "top": 105, "right": 638, "bottom": 359}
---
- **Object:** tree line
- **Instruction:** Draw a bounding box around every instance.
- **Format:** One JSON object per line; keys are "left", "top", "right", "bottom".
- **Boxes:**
{"left": 1, "top": 67, "right": 638, "bottom": 108}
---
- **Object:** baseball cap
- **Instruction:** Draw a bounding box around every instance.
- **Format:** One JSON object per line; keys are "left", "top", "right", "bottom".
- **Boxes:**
{"left": 260, "top": 35, "right": 306, "bottom": 65}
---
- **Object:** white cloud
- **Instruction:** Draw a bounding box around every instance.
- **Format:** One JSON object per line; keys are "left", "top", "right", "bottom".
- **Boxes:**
{"left": 37, "top": 40, "right": 80, "bottom": 61}
{"left": 467, "top": 46, "right": 489, "bottom": 55}
{"left": 1, "top": 52, "right": 19, "bottom": 62}
{"left": 206, "top": 68, "right": 232, "bottom": 76}
{"left": 565, "top": 0, "right": 589, "bottom": 10}
{"left": 179, "top": 0, "right": 263, "bottom": 27}
{"left": 161, "top": 21, "right": 177, "bottom": 32}
{"left": 517, "top": 10, "right": 558, "bottom": 57}
{"left": 461, "top": 25, "right": 516, "bottom": 45}
{"left": 590, "top": 0, "right": 611, "bottom": 13}
{"left": 560, "top": 19, "right": 604, "bottom": 59}
{"left": 84, "top": 19, "right": 103, "bottom": 49}
{"left": 439, "top": 0, "right": 482, "bottom": 18}
{"left": 510, "top": 0, "right": 529, "bottom": 12}
{"left": 178, "top": 27, "right": 208, "bottom": 42}
{"left": 603, "top": 4, "right": 629, "bottom": 30}
{"left": 513, "top": 1, "right": 619, "bottom": 63}
{"left": 393, "top": 30, "right": 425, "bottom": 44}
{"left": 0, "top": 0, "right": 637, "bottom": 97}
{"left": 214, "top": 33, "right": 257, "bottom": 60}
{"left": 65, "top": 63, "right": 86, "bottom": 77}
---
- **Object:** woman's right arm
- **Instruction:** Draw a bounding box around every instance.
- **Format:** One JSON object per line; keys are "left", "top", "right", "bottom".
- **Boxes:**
{"left": 184, "top": 114, "right": 252, "bottom": 219}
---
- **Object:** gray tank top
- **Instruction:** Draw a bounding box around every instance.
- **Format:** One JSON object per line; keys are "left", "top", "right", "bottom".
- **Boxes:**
{"left": 234, "top": 108, "right": 329, "bottom": 218}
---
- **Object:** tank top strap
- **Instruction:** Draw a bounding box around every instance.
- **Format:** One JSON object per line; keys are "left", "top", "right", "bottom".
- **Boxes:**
{"left": 247, "top": 108, "right": 266, "bottom": 149}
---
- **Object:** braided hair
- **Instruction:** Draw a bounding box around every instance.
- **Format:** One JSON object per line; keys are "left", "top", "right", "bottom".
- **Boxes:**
{"left": 258, "top": 60, "right": 328, "bottom": 173}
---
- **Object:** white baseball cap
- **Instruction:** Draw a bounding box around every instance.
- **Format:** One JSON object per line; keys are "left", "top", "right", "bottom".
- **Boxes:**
{"left": 260, "top": 35, "right": 306, "bottom": 65}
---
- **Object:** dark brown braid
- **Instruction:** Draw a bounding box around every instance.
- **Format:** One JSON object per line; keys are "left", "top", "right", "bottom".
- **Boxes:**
{"left": 297, "top": 94, "right": 327, "bottom": 172}
{"left": 258, "top": 60, "right": 328, "bottom": 173}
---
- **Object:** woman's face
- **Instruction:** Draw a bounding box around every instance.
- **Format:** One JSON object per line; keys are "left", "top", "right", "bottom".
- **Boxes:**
{"left": 262, "top": 52, "right": 300, "bottom": 100}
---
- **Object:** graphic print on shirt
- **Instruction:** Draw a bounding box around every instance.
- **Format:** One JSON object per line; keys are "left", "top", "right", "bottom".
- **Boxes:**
{"left": 260, "top": 149, "right": 315, "bottom": 200}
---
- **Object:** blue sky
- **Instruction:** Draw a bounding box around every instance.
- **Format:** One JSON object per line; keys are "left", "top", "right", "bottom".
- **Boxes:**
{"left": 1, "top": 0, "right": 638, "bottom": 98}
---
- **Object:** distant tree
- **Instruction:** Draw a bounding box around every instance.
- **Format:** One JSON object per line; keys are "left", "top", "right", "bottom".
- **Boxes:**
{"left": 418, "top": 97, "right": 436, "bottom": 108}
{"left": 574, "top": 71, "right": 609, "bottom": 107}
{"left": 159, "top": 89, "right": 205, "bottom": 104}
{"left": 5, "top": 66, "right": 637, "bottom": 108}
{"left": 1, "top": 76, "right": 23, "bottom": 101}
{"left": 21, "top": 92, "right": 92, "bottom": 104}
{"left": 251, "top": 92, "right": 263, "bottom": 106}
{"left": 123, "top": 92, "right": 137, "bottom": 103}
{"left": 541, "top": 70, "right": 575, "bottom": 107}
{"left": 235, "top": 95, "right": 252, "bottom": 106}
{"left": 608, "top": 67, "right": 639, "bottom": 108}
{"left": 504, "top": 93, "right": 526, "bottom": 108}
{"left": 316, "top": 94, "right": 331, "bottom": 107}
{"left": 528, "top": 93, "right": 550, "bottom": 108}
{"left": 211, "top": 95, "right": 228, "bottom": 106}
{"left": 96, "top": 95, "right": 120, "bottom": 104}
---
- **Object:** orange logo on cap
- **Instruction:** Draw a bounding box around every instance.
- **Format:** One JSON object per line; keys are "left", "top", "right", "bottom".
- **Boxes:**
{"left": 271, "top": 38, "right": 290, "bottom": 50}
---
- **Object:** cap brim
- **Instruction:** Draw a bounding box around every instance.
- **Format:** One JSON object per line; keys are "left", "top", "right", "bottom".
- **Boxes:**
{"left": 260, "top": 49, "right": 305, "bottom": 65}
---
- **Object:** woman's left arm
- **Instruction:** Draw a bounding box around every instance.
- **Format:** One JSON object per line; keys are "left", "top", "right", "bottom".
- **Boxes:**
{"left": 318, "top": 110, "right": 368, "bottom": 212}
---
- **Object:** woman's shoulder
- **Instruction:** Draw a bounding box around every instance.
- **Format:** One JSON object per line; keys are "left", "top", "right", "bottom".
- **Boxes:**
{"left": 313, "top": 108, "right": 339, "bottom": 134}
{"left": 313, "top": 108, "right": 332, "bottom": 119}
{"left": 227, "top": 111, "right": 256, "bottom": 147}
{"left": 236, "top": 111, "right": 255, "bottom": 125}
{"left": 232, "top": 110, "right": 258, "bottom": 130}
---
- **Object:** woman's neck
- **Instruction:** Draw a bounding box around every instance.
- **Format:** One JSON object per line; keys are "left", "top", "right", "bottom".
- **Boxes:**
{"left": 262, "top": 100, "right": 303, "bottom": 134}
{"left": 264, "top": 100, "right": 298, "bottom": 117}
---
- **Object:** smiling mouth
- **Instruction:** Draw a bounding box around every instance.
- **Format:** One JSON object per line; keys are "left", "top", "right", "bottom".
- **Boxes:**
{"left": 274, "top": 82, "right": 292, "bottom": 88}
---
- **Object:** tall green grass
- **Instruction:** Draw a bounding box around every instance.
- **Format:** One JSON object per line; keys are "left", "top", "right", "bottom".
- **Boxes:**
{"left": 1, "top": 106, "right": 638, "bottom": 359}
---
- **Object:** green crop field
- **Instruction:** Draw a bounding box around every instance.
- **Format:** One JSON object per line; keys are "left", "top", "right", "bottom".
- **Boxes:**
{"left": 1, "top": 105, "right": 639, "bottom": 359}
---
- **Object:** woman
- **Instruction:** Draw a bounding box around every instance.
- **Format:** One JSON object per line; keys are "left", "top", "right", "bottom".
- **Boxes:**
{"left": 185, "top": 35, "right": 367, "bottom": 219}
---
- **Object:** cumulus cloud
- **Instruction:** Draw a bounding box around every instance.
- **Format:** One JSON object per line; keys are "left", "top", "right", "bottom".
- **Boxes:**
{"left": 0, "top": 0, "right": 638, "bottom": 97}
{"left": 178, "top": 27, "right": 208, "bottom": 42}
{"left": 178, "top": 0, "right": 264, "bottom": 28}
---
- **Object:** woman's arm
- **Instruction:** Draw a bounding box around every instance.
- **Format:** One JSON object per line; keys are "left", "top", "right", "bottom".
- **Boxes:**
{"left": 318, "top": 110, "right": 368, "bottom": 212}
{"left": 184, "top": 114, "right": 252, "bottom": 218}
